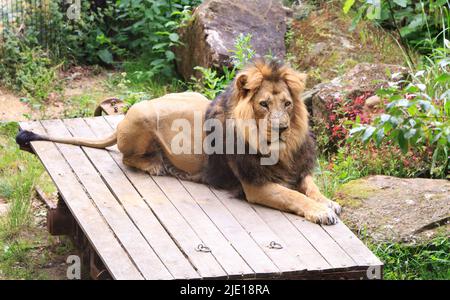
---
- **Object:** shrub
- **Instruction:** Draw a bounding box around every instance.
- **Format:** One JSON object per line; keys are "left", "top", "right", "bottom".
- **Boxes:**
{"left": 343, "top": 0, "right": 450, "bottom": 54}
{"left": 350, "top": 46, "right": 450, "bottom": 178}
{"left": 0, "top": 30, "right": 60, "bottom": 103}
{"left": 312, "top": 92, "right": 373, "bottom": 154}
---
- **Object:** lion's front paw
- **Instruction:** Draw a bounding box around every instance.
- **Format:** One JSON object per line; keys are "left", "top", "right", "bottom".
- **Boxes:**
{"left": 304, "top": 204, "right": 338, "bottom": 225}
{"left": 314, "top": 196, "right": 342, "bottom": 215}
{"left": 328, "top": 200, "right": 342, "bottom": 215}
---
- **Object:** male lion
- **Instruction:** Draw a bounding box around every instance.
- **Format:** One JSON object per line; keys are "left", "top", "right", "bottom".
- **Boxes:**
{"left": 17, "top": 59, "right": 341, "bottom": 225}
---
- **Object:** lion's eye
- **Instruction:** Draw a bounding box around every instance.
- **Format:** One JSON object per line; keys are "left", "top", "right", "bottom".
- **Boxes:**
{"left": 285, "top": 101, "right": 292, "bottom": 107}
{"left": 260, "top": 101, "right": 269, "bottom": 108}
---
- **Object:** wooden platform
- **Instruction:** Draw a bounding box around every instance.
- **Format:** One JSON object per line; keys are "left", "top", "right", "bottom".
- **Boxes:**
{"left": 19, "top": 116, "right": 383, "bottom": 280}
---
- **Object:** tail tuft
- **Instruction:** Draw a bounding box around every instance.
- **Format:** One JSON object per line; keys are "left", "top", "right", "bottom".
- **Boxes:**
{"left": 16, "top": 130, "right": 46, "bottom": 149}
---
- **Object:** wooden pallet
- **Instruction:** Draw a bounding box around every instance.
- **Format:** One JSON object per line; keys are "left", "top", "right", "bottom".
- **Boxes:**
{"left": 19, "top": 115, "right": 383, "bottom": 280}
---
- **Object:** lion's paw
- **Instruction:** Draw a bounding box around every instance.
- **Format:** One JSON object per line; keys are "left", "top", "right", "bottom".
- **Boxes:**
{"left": 327, "top": 200, "right": 342, "bottom": 215}
{"left": 304, "top": 205, "right": 338, "bottom": 225}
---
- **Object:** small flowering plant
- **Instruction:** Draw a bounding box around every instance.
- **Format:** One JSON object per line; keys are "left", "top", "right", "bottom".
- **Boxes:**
{"left": 316, "top": 91, "right": 372, "bottom": 153}
{"left": 349, "top": 46, "right": 450, "bottom": 178}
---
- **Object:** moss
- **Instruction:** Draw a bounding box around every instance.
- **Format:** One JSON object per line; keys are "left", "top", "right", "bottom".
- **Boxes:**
{"left": 334, "top": 179, "right": 378, "bottom": 208}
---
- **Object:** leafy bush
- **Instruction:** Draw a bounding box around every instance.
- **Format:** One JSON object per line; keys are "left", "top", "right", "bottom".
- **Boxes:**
{"left": 343, "top": 0, "right": 450, "bottom": 53}
{"left": 0, "top": 30, "right": 60, "bottom": 103}
{"left": 312, "top": 92, "right": 373, "bottom": 154}
{"left": 350, "top": 46, "right": 450, "bottom": 178}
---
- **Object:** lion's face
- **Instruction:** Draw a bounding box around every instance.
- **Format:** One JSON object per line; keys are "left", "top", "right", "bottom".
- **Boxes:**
{"left": 251, "top": 80, "right": 294, "bottom": 143}
{"left": 231, "top": 60, "right": 309, "bottom": 157}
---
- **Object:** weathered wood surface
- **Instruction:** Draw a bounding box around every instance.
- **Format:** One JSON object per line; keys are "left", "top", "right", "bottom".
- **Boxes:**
{"left": 19, "top": 116, "right": 383, "bottom": 280}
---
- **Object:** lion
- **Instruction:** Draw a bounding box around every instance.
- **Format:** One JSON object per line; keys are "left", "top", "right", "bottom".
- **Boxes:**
{"left": 16, "top": 59, "right": 341, "bottom": 225}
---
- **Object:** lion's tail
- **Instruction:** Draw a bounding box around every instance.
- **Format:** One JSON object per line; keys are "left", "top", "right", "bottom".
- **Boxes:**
{"left": 16, "top": 129, "right": 117, "bottom": 149}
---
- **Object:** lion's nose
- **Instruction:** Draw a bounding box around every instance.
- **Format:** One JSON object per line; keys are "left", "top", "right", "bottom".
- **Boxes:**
{"left": 278, "top": 125, "right": 288, "bottom": 133}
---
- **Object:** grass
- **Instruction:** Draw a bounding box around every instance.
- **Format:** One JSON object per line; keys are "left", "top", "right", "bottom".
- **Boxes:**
{"left": 0, "top": 122, "right": 55, "bottom": 236}
{"left": 367, "top": 235, "right": 450, "bottom": 280}
{"left": 0, "top": 122, "right": 74, "bottom": 279}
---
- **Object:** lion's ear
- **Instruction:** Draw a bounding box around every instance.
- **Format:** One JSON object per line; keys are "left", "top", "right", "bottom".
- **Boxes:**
{"left": 283, "top": 70, "right": 307, "bottom": 99}
{"left": 236, "top": 73, "right": 248, "bottom": 94}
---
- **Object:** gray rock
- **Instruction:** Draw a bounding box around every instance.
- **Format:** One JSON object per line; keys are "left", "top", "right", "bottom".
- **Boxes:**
{"left": 307, "top": 63, "right": 408, "bottom": 121}
{"left": 174, "top": 0, "right": 287, "bottom": 80}
{"left": 335, "top": 175, "right": 450, "bottom": 244}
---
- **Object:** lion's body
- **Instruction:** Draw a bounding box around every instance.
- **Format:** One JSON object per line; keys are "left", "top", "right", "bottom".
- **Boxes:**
{"left": 17, "top": 60, "right": 341, "bottom": 224}
{"left": 116, "top": 92, "right": 210, "bottom": 178}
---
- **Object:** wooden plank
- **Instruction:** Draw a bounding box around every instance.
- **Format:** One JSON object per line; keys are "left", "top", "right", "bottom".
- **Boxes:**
{"left": 322, "top": 222, "right": 383, "bottom": 267}
{"left": 88, "top": 116, "right": 227, "bottom": 278}
{"left": 210, "top": 188, "right": 307, "bottom": 275}
{"left": 61, "top": 118, "right": 198, "bottom": 279}
{"left": 251, "top": 204, "right": 331, "bottom": 271}
{"left": 285, "top": 214, "right": 357, "bottom": 268}
{"left": 41, "top": 119, "right": 173, "bottom": 280}
{"left": 151, "top": 175, "right": 253, "bottom": 277}
{"left": 19, "top": 121, "right": 143, "bottom": 280}
{"left": 180, "top": 180, "right": 282, "bottom": 275}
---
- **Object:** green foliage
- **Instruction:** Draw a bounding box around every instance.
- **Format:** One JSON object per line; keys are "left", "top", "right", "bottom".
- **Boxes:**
{"left": 191, "top": 66, "right": 236, "bottom": 99}
{"left": 350, "top": 46, "right": 450, "bottom": 178}
{"left": 190, "top": 33, "right": 255, "bottom": 99}
{"left": 368, "top": 235, "right": 450, "bottom": 279}
{"left": 0, "top": 122, "right": 54, "bottom": 236}
{"left": 0, "top": 30, "right": 60, "bottom": 103}
{"left": 343, "top": 0, "right": 450, "bottom": 53}
{"left": 63, "top": 95, "right": 97, "bottom": 118}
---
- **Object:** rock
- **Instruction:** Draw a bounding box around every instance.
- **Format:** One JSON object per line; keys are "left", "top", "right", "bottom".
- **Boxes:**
{"left": 335, "top": 175, "right": 450, "bottom": 244}
{"left": 175, "top": 0, "right": 287, "bottom": 80}
{"left": 306, "top": 63, "right": 408, "bottom": 120}
{"left": 0, "top": 198, "right": 9, "bottom": 217}
{"left": 287, "top": 4, "right": 406, "bottom": 89}
{"left": 363, "top": 95, "right": 381, "bottom": 114}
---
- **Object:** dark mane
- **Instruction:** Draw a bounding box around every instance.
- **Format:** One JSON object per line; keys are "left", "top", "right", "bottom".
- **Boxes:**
{"left": 203, "top": 59, "right": 317, "bottom": 195}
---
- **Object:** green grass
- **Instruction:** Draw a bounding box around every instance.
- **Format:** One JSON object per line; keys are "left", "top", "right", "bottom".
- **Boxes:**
{"left": 0, "top": 122, "right": 55, "bottom": 236}
{"left": 367, "top": 235, "right": 450, "bottom": 280}
{"left": 0, "top": 121, "right": 74, "bottom": 279}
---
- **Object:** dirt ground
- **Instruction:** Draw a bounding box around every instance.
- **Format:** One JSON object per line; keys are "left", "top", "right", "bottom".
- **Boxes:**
{"left": 0, "top": 67, "right": 113, "bottom": 122}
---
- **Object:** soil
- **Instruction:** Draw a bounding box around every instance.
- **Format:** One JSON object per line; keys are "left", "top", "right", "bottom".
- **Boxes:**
{"left": 0, "top": 66, "right": 113, "bottom": 122}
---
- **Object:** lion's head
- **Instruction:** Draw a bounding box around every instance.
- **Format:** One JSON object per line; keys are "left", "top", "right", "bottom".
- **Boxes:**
{"left": 229, "top": 59, "right": 309, "bottom": 162}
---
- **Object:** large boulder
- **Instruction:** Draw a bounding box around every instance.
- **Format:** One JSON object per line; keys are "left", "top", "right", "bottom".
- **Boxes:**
{"left": 303, "top": 63, "right": 408, "bottom": 120}
{"left": 174, "top": 0, "right": 287, "bottom": 81}
{"left": 336, "top": 176, "right": 450, "bottom": 244}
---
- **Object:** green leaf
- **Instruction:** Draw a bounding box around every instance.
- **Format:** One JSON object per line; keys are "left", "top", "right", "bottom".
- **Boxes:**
{"left": 169, "top": 33, "right": 179, "bottom": 42}
{"left": 349, "top": 126, "right": 366, "bottom": 136}
{"left": 362, "top": 126, "right": 376, "bottom": 142}
{"left": 343, "top": 0, "right": 355, "bottom": 14}
{"left": 375, "top": 129, "right": 385, "bottom": 146}
{"left": 97, "top": 49, "right": 113, "bottom": 64}
{"left": 404, "top": 128, "right": 417, "bottom": 139}
{"left": 393, "top": 0, "right": 407, "bottom": 8}
{"left": 436, "top": 73, "right": 450, "bottom": 84}
{"left": 397, "top": 131, "right": 408, "bottom": 154}
{"left": 165, "top": 50, "right": 175, "bottom": 61}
